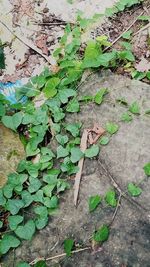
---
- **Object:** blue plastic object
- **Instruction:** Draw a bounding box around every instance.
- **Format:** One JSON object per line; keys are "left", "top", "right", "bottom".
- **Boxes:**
{"left": 0, "top": 79, "right": 28, "bottom": 104}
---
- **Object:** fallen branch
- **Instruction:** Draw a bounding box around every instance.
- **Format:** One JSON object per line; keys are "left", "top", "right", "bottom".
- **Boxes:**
{"left": 74, "top": 129, "right": 88, "bottom": 206}
{"left": 0, "top": 20, "right": 53, "bottom": 64}
{"left": 30, "top": 247, "right": 90, "bottom": 265}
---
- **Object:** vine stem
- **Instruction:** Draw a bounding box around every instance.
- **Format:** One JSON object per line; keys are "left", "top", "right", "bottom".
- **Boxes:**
{"left": 29, "top": 247, "right": 91, "bottom": 265}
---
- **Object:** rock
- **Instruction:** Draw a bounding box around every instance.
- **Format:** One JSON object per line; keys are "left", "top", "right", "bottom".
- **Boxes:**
{"left": 3, "top": 73, "right": 150, "bottom": 266}
{"left": 0, "top": 124, "right": 25, "bottom": 187}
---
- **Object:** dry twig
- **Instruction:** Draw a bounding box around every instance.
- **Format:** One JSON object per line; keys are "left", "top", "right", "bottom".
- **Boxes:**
{"left": 30, "top": 247, "right": 90, "bottom": 265}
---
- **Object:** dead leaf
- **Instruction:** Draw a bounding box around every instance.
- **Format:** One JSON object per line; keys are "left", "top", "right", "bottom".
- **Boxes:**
{"left": 35, "top": 35, "right": 49, "bottom": 55}
{"left": 135, "top": 56, "right": 150, "bottom": 72}
{"left": 74, "top": 129, "right": 88, "bottom": 206}
{"left": 87, "top": 123, "right": 105, "bottom": 144}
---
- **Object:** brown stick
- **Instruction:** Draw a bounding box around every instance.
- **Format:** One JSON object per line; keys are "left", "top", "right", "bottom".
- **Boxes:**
{"left": 74, "top": 129, "right": 88, "bottom": 206}
{"left": 0, "top": 20, "right": 52, "bottom": 64}
{"left": 30, "top": 247, "right": 90, "bottom": 265}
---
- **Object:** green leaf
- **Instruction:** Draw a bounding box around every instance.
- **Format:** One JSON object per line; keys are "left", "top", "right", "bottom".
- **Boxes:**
{"left": 15, "top": 220, "right": 35, "bottom": 240}
{"left": 65, "top": 123, "right": 82, "bottom": 137}
{"left": 0, "top": 189, "right": 6, "bottom": 205}
{"left": 66, "top": 98, "right": 80, "bottom": 113}
{"left": 120, "top": 41, "right": 132, "bottom": 50}
{"left": 93, "top": 225, "right": 109, "bottom": 243}
{"left": 26, "top": 143, "right": 40, "bottom": 157}
{"left": 28, "top": 177, "right": 42, "bottom": 193}
{"left": 43, "top": 169, "right": 60, "bottom": 184}
{"left": 0, "top": 103, "right": 5, "bottom": 116}
{"left": 146, "top": 71, "right": 150, "bottom": 80}
{"left": 34, "top": 206, "right": 48, "bottom": 230}
{"left": 85, "top": 144, "right": 100, "bottom": 158}
{"left": 57, "top": 145, "right": 69, "bottom": 159}
{"left": 0, "top": 234, "right": 20, "bottom": 254}
{"left": 138, "top": 15, "right": 150, "bottom": 21}
{"left": 64, "top": 238, "right": 74, "bottom": 256}
{"left": 99, "top": 136, "right": 110, "bottom": 145}
{"left": 122, "top": 30, "right": 133, "bottom": 40}
{"left": 121, "top": 112, "right": 133, "bottom": 122}
{"left": 118, "top": 50, "right": 135, "bottom": 62}
{"left": 56, "top": 134, "right": 69, "bottom": 146}
{"left": 129, "top": 101, "right": 140, "bottom": 114}
{"left": 8, "top": 215, "right": 23, "bottom": 230}
{"left": 2, "top": 112, "right": 23, "bottom": 132}
{"left": 43, "top": 77, "right": 60, "bottom": 98}
{"left": 3, "top": 184, "right": 13, "bottom": 198}
{"left": 96, "top": 35, "right": 111, "bottom": 47}
{"left": 132, "top": 70, "right": 146, "bottom": 80}
{"left": 106, "top": 122, "right": 119, "bottom": 135}
{"left": 21, "top": 190, "right": 33, "bottom": 207}
{"left": 94, "top": 88, "right": 108, "bottom": 105}
{"left": 105, "top": 190, "right": 117, "bottom": 207}
{"left": 16, "top": 262, "right": 30, "bottom": 267}
{"left": 143, "top": 162, "right": 150, "bottom": 176}
{"left": 89, "top": 195, "right": 101, "bottom": 212}
{"left": 82, "top": 40, "right": 101, "bottom": 68}
{"left": 43, "top": 184, "right": 56, "bottom": 198}
{"left": 6, "top": 199, "right": 24, "bottom": 215}
{"left": 127, "top": 183, "right": 142, "bottom": 197}
{"left": 58, "top": 88, "right": 76, "bottom": 104}
{"left": 34, "top": 261, "right": 47, "bottom": 267}
{"left": 61, "top": 157, "right": 79, "bottom": 175}
{"left": 70, "top": 147, "right": 84, "bottom": 163}
{"left": 98, "top": 51, "right": 117, "bottom": 67}
{"left": 44, "top": 196, "right": 58, "bottom": 209}
{"left": 57, "top": 180, "right": 70, "bottom": 193}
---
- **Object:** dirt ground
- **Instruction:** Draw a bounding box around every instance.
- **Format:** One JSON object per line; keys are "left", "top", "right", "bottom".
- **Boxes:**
{"left": 3, "top": 72, "right": 150, "bottom": 267}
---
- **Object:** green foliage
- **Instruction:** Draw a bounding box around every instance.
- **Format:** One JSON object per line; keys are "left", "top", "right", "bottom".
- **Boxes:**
{"left": 0, "top": 234, "right": 20, "bottom": 254}
{"left": 99, "top": 136, "right": 110, "bottom": 145}
{"left": 64, "top": 238, "right": 74, "bottom": 256}
{"left": 0, "top": 1, "right": 144, "bottom": 254}
{"left": 106, "top": 122, "right": 119, "bottom": 135}
{"left": 2, "top": 112, "right": 23, "bottom": 132}
{"left": 93, "top": 225, "right": 109, "bottom": 243}
{"left": 16, "top": 262, "right": 31, "bottom": 267}
{"left": 105, "top": 190, "right": 117, "bottom": 207}
{"left": 129, "top": 101, "right": 140, "bottom": 114}
{"left": 143, "top": 163, "right": 150, "bottom": 176}
{"left": 43, "top": 77, "right": 60, "bottom": 98}
{"left": 121, "top": 30, "right": 133, "bottom": 40}
{"left": 127, "top": 183, "right": 142, "bottom": 197}
{"left": 94, "top": 88, "right": 108, "bottom": 105}
{"left": 15, "top": 220, "right": 35, "bottom": 240}
{"left": 70, "top": 147, "right": 84, "bottom": 163}
{"left": 85, "top": 144, "right": 100, "bottom": 158}
{"left": 121, "top": 112, "right": 133, "bottom": 122}
{"left": 89, "top": 195, "right": 102, "bottom": 212}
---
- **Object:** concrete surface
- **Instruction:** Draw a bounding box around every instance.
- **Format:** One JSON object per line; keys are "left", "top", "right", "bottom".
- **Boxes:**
{"left": 3, "top": 72, "right": 150, "bottom": 267}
